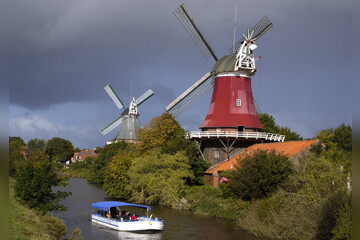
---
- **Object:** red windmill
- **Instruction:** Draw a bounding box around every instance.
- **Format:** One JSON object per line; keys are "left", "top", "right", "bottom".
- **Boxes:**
{"left": 166, "top": 4, "right": 285, "bottom": 165}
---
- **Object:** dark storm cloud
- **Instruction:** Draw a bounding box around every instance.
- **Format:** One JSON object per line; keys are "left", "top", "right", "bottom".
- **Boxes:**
{"left": 10, "top": 0, "right": 295, "bottom": 110}
{"left": 9, "top": 0, "right": 354, "bottom": 140}
{"left": 9, "top": 0, "right": 207, "bottom": 110}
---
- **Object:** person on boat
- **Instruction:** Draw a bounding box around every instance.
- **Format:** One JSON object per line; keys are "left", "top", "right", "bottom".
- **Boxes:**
{"left": 117, "top": 210, "right": 123, "bottom": 219}
{"left": 123, "top": 211, "right": 130, "bottom": 220}
{"left": 131, "top": 213, "right": 137, "bottom": 221}
{"left": 106, "top": 211, "right": 110, "bottom": 219}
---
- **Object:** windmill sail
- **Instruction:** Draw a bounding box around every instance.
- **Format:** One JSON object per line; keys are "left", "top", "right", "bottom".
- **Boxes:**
{"left": 229, "top": 15, "right": 273, "bottom": 54}
{"left": 105, "top": 85, "right": 124, "bottom": 110}
{"left": 100, "top": 115, "right": 123, "bottom": 136}
{"left": 174, "top": 4, "right": 218, "bottom": 61}
{"left": 166, "top": 72, "right": 213, "bottom": 117}
{"left": 136, "top": 89, "right": 154, "bottom": 106}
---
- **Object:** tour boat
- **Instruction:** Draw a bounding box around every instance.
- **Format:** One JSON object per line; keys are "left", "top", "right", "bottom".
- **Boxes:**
{"left": 91, "top": 201, "right": 164, "bottom": 232}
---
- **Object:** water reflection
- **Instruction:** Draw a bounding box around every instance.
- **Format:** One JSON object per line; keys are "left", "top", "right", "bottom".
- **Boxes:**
{"left": 91, "top": 223, "right": 162, "bottom": 240}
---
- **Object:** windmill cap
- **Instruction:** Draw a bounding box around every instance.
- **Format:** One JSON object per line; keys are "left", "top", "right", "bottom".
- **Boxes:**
{"left": 211, "top": 55, "right": 236, "bottom": 74}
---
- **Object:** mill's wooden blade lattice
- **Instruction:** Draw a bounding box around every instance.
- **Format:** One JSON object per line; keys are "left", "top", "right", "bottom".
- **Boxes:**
{"left": 100, "top": 116, "right": 123, "bottom": 136}
{"left": 229, "top": 15, "right": 273, "bottom": 54}
{"left": 136, "top": 89, "right": 154, "bottom": 106}
{"left": 174, "top": 4, "right": 218, "bottom": 61}
{"left": 104, "top": 85, "right": 124, "bottom": 110}
{"left": 166, "top": 72, "right": 213, "bottom": 117}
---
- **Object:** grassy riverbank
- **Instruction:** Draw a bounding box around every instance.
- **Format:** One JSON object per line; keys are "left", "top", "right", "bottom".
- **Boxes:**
{"left": 61, "top": 168, "right": 88, "bottom": 179}
{"left": 9, "top": 178, "right": 67, "bottom": 240}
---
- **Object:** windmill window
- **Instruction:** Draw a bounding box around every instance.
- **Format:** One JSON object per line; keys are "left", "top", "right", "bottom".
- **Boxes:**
{"left": 236, "top": 99, "right": 241, "bottom": 106}
{"left": 214, "top": 149, "right": 220, "bottom": 159}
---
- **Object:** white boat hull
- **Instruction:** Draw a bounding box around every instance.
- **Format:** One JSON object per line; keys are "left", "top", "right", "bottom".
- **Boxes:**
{"left": 91, "top": 214, "right": 164, "bottom": 231}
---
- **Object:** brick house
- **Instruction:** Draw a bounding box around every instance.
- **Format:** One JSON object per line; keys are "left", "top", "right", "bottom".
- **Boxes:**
{"left": 71, "top": 149, "right": 98, "bottom": 162}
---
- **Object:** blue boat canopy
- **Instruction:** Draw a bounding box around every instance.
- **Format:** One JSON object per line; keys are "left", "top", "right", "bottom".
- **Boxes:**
{"left": 91, "top": 201, "right": 151, "bottom": 211}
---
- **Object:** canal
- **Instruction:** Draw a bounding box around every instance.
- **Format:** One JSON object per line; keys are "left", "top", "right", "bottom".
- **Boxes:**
{"left": 52, "top": 178, "right": 261, "bottom": 239}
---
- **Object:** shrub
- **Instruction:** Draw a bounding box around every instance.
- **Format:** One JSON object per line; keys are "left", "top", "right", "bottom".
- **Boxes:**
{"left": 316, "top": 190, "right": 352, "bottom": 239}
{"left": 86, "top": 141, "right": 128, "bottom": 183}
{"left": 184, "top": 185, "right": 248, "bottom": 220}
{"left": 237, "top": 190, "right": 322, "bottom": 239}
{"left": 127, "top": 149, "right": 194, "bottom": 208}
{"left": 103, "top": 148, "right": 133, "bottom": 199}
{"left": 230, "top": 150, "right": 293, "bottom": 201}
{"left": 14, "top": 151, "right": 71, "bottom": 213}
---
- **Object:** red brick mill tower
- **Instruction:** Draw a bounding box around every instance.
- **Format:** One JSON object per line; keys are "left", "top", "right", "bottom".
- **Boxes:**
{"left": 166, "top": 4, "right": 285, "bottom": 165}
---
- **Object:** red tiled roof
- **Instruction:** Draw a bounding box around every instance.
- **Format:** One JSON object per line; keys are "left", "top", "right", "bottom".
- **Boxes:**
{"left": 205, "top": 139, "right": 319, "bottom": 174}
{"left": 78, "top": 153, "right": 98, "bottom": 160}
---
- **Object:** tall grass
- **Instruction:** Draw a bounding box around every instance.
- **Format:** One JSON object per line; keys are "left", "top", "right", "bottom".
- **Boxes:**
{"left": 236, "top": 190, "right": 323, "bottom": 239}
{"left": 9, "top": 178, "right": 67, "bottom": 240}
{"left": 184, "top": 185, "right": 249, "bottom": 220}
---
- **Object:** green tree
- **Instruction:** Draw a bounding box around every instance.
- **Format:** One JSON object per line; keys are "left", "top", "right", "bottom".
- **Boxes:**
{"left": 127, "top": 148, "right": 194, "bottom": 208}
{"left": 103, "top": 147, "right": 133, "bottom": 199}
{"left": 316, "top": 123, "right": 352, "bottom": 152}
{"left": 191, "top": 157, "right": 211, "bottom": 185}
{"left": 9, "top": 136, "right": 25, "bottom": 176}
{"left": 137, "top": 113, "right": 196, "bottom": 156}
{"left": 14, "top": 151, "right": 71, "bottom": 212}
{"left": 258, "top": 113, "right": 280, "bottom": 133}
{"left": 230, "top": 150, "right": 293, "bottom": 201}
{"left": 47, "top": 137, "right": 75, "bottom": 163}
{"left": 9, "top": 136, "right": 25, "bottom": 146}
{"left": 333, "top": 124, "right": 352, "bottom": 152}
{"left": 136, "top": 112, "right": 203, "bottom": 185}
{"left": 279, "top": 126, "right": 302, "bottom": 141}
{"left": 86, "top": 141, "right": 128, "bottom": 183}
{"left": 258, "top": 113, "right": 302, "bottom": 141}
{"left": 315, "top": 123, "right": 352, "bottom": 173}
{"left": 26, "top": 138, "right": 47, "bottom": 158}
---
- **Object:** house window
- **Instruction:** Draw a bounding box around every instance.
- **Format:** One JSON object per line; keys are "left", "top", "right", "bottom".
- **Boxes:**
{"left": 236, "top": 99, "right": 241, "bottom": 106}
{"left": 214, "top": 149, "right": 220, "bottom": 159}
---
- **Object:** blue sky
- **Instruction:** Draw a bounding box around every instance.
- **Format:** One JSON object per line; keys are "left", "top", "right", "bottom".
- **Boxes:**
{"left": 8, "top": 0, "right": 355, "bottom": 149}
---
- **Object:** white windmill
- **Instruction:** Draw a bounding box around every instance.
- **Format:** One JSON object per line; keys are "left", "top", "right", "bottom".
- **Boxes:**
{"left": 100, "top": 85, "right": 154, "bottom": 144}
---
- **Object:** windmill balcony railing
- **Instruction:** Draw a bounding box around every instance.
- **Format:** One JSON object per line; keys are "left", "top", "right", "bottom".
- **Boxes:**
{"left": 186, "top": 131, "right": 285, "bottom": 142}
